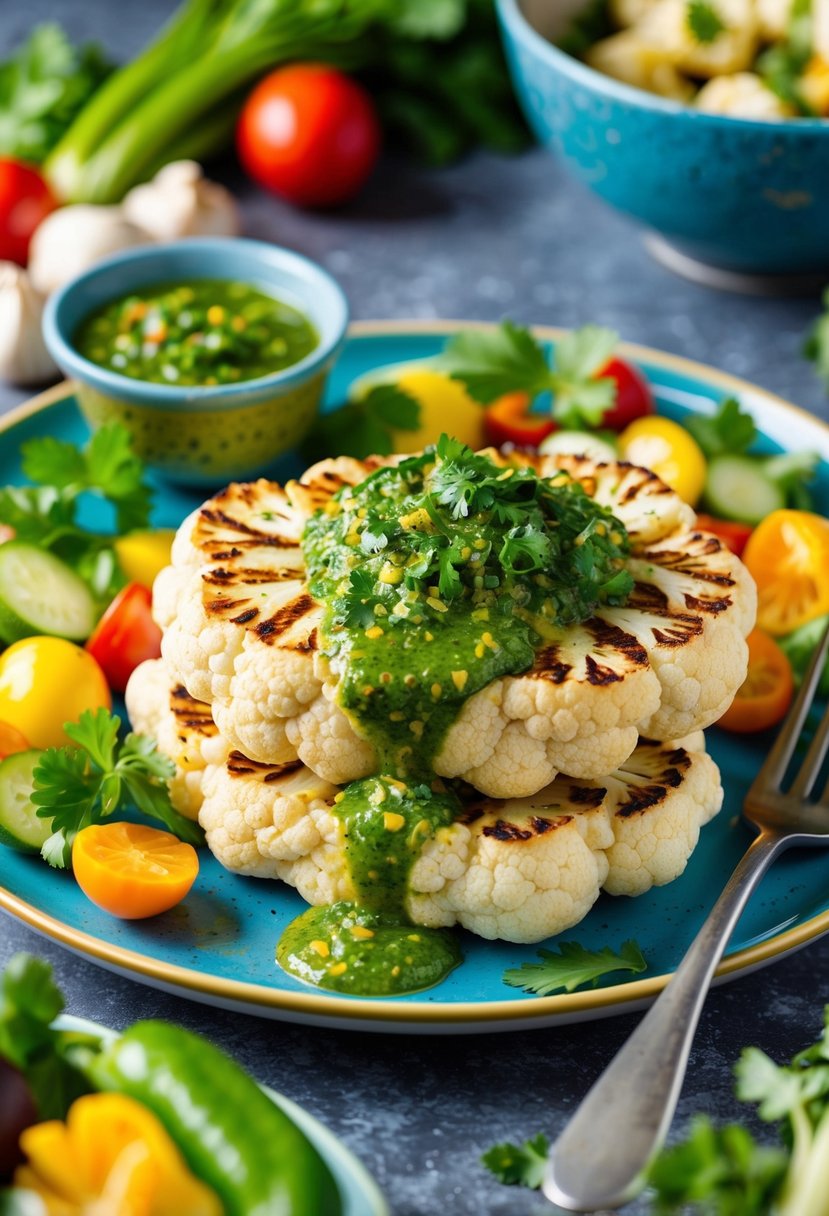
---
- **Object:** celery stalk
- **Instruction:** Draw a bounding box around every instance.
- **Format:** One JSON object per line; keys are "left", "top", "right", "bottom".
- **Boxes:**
{"left": 44, "top": 0, "right": 394, "bottom": 203}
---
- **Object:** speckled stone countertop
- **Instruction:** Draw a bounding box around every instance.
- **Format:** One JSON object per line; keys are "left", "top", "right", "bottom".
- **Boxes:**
{"left": 2, "top": 4, "right": 829, "bottom": 1214}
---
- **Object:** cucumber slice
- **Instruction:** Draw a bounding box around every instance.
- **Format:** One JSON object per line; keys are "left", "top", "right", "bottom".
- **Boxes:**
{"left": 704, "top": 455, "right": 785, "bottom": 526}
{"left": 0, "top": 750, "right": 51, "bottom": 854}
{"left": 0, "top": 543, "right": 97, "bottom": 644}
{"left": 539, "top": 429, "right": 618, "bottom": 463}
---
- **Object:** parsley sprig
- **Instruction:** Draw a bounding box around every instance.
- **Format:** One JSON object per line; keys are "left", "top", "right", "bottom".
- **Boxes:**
{"left": 0, "top": 422, "right": 153, "bottom": 603}
{"left": 439, "top": 321, "right": 619, "bottom": 429}
{"left": 481, "top": 1132, "right": 550, "bottom": 1189}
{"left": 503, "top": 938, "right": 647, "bottom": 996}
{"left": 686, "top": 0, "right": 726, "bottom": 44}
{"left": 31, "top": 707, "right": 203, "bottom": 869}
{"left": 303, "top": 384, "right": 421, "bottom": 463}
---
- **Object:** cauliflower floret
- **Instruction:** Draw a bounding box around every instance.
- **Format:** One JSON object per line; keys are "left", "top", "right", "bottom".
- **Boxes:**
{"left": 695, "top": 72, "right": 792, "bottom": 118}
{"left": 635, "top": 0, "right": 758, "bottom": 77}
{"left": 158, "top": 452, "right": 754, "bottom": 799}
{"left": 125, "top": 658, "right": 228, "bottom": 820}
{"left": 586, "top": 30, "right": 696, "bottom": 99}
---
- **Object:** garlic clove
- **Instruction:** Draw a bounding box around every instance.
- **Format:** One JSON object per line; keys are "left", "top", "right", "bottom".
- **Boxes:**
{"left": 0, "top": 262, "right": 58, "bottom": 386}
{"left": 28, "top": 205, "right": 149, "bottom": 296}
{"left": 123, "top": 160, "right": 240, "bottom": 242}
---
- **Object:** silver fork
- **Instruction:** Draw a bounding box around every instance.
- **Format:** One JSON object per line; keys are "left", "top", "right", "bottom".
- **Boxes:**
{"left": 544, "top": 623, "right": 829, "bottom": 1213}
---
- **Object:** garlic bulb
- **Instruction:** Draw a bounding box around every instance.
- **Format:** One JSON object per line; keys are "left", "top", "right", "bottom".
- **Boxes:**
{"left": 0, "top": 262, "right": 58, "bottom": 385}
{"left": 123, "top": 161, "right": 240, "bottom": 241}
{"left": 29, "top": 205, "right": 149, "bottom": 296}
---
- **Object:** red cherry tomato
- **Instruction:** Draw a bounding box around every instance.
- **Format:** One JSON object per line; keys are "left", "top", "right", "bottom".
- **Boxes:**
{"left": 236, "top": 64, "right": 381, "bottom": 207}
{"left": 483, "top": 391, "right": 557, "bottom": 449}
{"left": 0, "top": 160, "right": 55, "bottom": 265}
{"left": 86, "top": 583, "right": 162, "bottom": 694}
{"left": 694, "top": 514, "right": 753, "bottom": 558}
{"left": 597, "top": 357, "right": 654, "bottom": 431}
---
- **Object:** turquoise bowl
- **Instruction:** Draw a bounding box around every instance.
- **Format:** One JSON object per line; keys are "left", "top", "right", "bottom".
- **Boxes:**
{"left": 497, "top": 0, "right": 829, "bottom": 278}
{"left": 43, "top": 238, "right": 348, "bottom": 485}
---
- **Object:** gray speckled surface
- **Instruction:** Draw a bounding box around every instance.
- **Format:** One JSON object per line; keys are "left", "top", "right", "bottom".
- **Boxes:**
{"left": 2, "top": 4, "right": 829, "bottom": 1214}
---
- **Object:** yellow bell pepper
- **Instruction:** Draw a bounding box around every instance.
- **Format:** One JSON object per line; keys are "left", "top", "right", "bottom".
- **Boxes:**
{"left": 14, "top": 1092, "right": 221, "bottom": 1216}
{"left": 114, "top": 530, "right": 176, "bottom": 590}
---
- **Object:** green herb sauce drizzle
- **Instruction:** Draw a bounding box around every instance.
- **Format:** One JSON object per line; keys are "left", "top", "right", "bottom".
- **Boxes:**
{"left": 277, "top": 437, "right": 634, "bottom": 996}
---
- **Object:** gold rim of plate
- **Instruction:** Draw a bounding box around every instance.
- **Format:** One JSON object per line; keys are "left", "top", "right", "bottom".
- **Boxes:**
{"left": 2, "top": 318, "right": 829, "bottom": 1027}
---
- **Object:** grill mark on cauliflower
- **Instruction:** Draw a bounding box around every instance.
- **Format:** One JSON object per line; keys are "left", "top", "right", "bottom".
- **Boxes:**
{"left": 483, "top": 815, "right": 573, "bottom": 841}
{"left": 159, "top": 452, "right": 755, "bottom": 795}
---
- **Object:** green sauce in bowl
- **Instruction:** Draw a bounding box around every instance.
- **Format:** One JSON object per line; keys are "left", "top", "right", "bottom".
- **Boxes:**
{"left": 74, "top": 279, "right": 318, "bottom": 387}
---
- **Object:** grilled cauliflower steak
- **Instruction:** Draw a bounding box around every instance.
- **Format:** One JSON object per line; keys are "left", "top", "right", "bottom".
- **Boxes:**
{"left": 128, "top": 661, "right": 722, "bottom": 946}
{"left": 158, "top": 450, "right": 755, "bottom": 800}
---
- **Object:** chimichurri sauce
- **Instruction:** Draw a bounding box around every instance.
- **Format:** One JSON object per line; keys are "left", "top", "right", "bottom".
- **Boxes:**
{"left": 277, "top": 439, "right": 634, "bottom": 998}
{"left": 75, "top": 279, "right": 317, "bottom": 386}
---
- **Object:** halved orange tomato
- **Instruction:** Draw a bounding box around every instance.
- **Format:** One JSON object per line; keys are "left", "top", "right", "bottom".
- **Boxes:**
{"left": 72, "top": 822, "right": 199, "bottom": 919}
{"left": 742, "top": 510, "right": 829, "bottom": 636}
{"left": 718, "top": 628, "right": 794, "bottom": 734}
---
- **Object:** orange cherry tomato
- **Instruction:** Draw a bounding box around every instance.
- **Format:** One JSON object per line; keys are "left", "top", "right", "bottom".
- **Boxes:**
{"left": 718, "top": 628, "right": 794, "bottom": 734}
{"left": 483, "top": 391, "right": 557, "bottom": 448}
{"left": 72, "top": 822, "right": 199, "bottom": 919}
{"left": 0, "top": 720, "right": 29, "bottom": 759}
{"left": 694, "top": 514, "right": 753, "bottom": 558}
{"left": 742, "top": 509, "right": 829, "bottom": 636}
{"left": 86, "top": 583, "right": 162, "bottom": 694}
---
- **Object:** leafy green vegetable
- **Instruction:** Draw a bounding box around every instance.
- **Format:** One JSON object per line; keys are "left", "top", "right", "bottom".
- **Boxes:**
{"left": 779, "top": 614, "right": 829, "bottom": 698}
{"left": 0, "top": 422, "right": 152, "bottom": 608}
{"left": 686, "top": 0, "right": 726, "bottom": 44}
{"left": 440, "top": 321, "right": 620, "bottom": 429}
{"left": 0, "top": 25, "right": 111, "bottom": 164}
{"left": 649, "top": 1006, "right": 829, "bottom": 1215}
{"left": 757, "top": 0, "right": 814, "bottom": 113}
{"left": 684, "top": 396, "right": 757, "bottom": 458}
{"left": 503, "top": 938, "right": 647, "bottom": 996}
{"left": 687, "top": 396, "right": 818, "bottom": 513}
{"left": 481, "top": 1132, "right": 550, "bottom": 1188}
{"left": 45, "top": 0, "right": 528, "bottom": 204}
{"left": 31, "top": 707, "right": 203, "bottom": 869}
{"left": 0, "top": 954, "right": 97, "bottom": 1120}
{"left": 648, "top": 1117, "right": 786, "bottom": 1214}
{"left": 303, "top": 384, "right": 421, "bottom": 462}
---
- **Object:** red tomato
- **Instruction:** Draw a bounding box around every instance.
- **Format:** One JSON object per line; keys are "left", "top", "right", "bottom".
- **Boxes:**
{"left": 0, "top": 160, "right": 55, "bottom": 265}
{"left": 236, "top": 64, "right": 381, "bottom": 207}
{"left": 694, "top": 514, "right": 753, "bottom": 558}
{"left": 597, "top": 357, "right": 654, "bottom": 431}
{"left": 483, "top": 391, "right": 557, "bottom": 449}
{"left": 85, "top": 583, "right": 162, "bottom": 694}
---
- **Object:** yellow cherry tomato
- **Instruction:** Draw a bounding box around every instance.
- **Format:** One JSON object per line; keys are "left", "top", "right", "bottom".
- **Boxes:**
{"left": 617, "top": 416, "right": 707, "bottom": 506}
{"left": 0, "top": 637, "right": 110, "bottom": 749}
{"left": 114, "top": 528, "right": 176, "bottom": 589}
{"left": 385, "top": 369, "right": 485, "bottom": 453}
{"left": 743, "top": 509, "right": 829, "bottom": 635}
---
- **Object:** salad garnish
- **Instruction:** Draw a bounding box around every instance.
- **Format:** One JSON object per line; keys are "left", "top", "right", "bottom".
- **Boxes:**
{"left": 502, "top": 938, "right": 647, "bottom": 997}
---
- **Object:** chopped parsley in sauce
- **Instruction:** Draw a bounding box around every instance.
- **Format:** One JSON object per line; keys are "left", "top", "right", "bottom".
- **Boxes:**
{"left": 277, "top": 438, "right": 634, "bottom": 998}
{"left": 75, "top": 279, "right": 317, "bottom": 386}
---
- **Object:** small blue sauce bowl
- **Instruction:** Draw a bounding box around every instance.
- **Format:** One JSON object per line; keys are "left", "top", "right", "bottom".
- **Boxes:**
{"left": 497, "top": 0, "right": 829, "bottom": 282}
{"left": 43, "top": 237, "right": 348, "bottom": 484}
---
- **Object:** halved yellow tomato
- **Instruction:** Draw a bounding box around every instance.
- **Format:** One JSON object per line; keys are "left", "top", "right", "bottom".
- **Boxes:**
{"left": 617, "top": 416, "right": 707, "bottom": 506}
{"left": 742, "top": 509, "right": 829, "bottom": 636}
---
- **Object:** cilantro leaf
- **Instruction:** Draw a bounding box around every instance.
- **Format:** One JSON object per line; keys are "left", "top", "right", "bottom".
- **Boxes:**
{"left": 686, "top": 0, "right": 726, "bottom": 43}
{"left": 303, "top": 385, "right": 421, "bottom": 462}
{"left": 503, "top": 939, "right": 647, "bottom": 996}
{"left": 481, "top": 1132, "right": 549, "bottom": 1189}
{"left": 553, "top": 324, "right": 618, "bottom": 383}
{"left": 0, "top": 24, "right": 112, "bottom": 164}
{"left": 684, "top": 396, "right": 757, "bottom": 459}
{"left": 340, "top": 569, "right": 378, "bottom": 629}
{"left": 0, "top": 954, "right": 96, "bottom": 1119}
{"left": 30, "top": 707, "right": 203, "bottom": 868}
{"left": 648, "top": 1117, "right": 786, "bottom": 1214}
{"left": 442, "top": 321, "right": 553, "bottom": 403}
{"left": 22, "top": 422, "right": 152, "bottom": 533}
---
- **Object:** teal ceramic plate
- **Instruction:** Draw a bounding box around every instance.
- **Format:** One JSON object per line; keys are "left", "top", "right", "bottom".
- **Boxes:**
{"left": 2, "top": 322, "right": 829, "bottom": 1034}
{"left": 55, "top": 1014, "right": 388, "bottom": 1215}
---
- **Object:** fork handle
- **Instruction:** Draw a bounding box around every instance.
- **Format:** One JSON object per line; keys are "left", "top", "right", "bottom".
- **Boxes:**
{"left": 544, "top": 829, "right": 787, "bottom": 1213}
